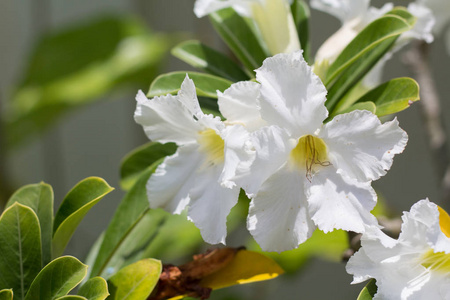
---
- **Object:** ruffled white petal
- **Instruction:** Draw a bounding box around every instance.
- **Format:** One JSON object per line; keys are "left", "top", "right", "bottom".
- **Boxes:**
{"left": 257, "top": 51, "right": 328, "bottom": 137}
{"left": 403, "top": 3, "right": 435, "bottom": 44}
{"left": 306, "top": 166, "right": 379, "bottom": 233}
{"left": 147, "top": 144, "right": 203, "bottom": 214}
{"left": 417, "top": 0, "right": 450, "bottom": 35}
{"left": 218, "top": 81, "right": 266, "bottom": 131}
{"left": 320, "top": 110, "right": 408, "bottom": 182}
{"left": 187, "top": 164, "right": 240, "bottom": 245}
{"left": 235, "top": 126, "right": 293, "bottom": 197}
{"left": 247, "top": 164, "right": 316, "bottom": 252}
{"left": 194, "top": 0, "right": 253, "bottom": 18}
{"left": 220, "top": 124, "right": 254, "bottom": 189}
{"left": 310, "top": 0, "right": 370, "bottom": 24}
{"left": 135, "top": 90, "right": 202, "bottom": 144}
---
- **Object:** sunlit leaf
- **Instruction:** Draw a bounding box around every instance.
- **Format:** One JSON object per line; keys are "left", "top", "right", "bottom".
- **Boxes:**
{"left": 357, "top": 279, "right": 377, "bottom": 300}
{"left": 199, "top": 250, "right": 284, "bottom": 290}
{"left": 147, "top": 71, "right": 233, "bottom": 99}
{"left": 107, "top": 259, "right": 161, "bottom": 300}
{"left": 0, "top": 289, "right": 13, "bottom": 300}
{"left": 0, "top": 203, "right": 41, "bottom": 300}
{"left": 6, "top": 182, "right": 54, "bottom": 265}
{"left": 120, "top": 142, "right": 177, "bottom": 190}
{"left": 5, "top": 15, "right": 171, "bottom": 148}
{"left": 352, "top": 78, "right": 420, "bottom": 117}
{"left": 209, "top": 8, "right": 268, "bottom": 74}
{"left": 55, "top": 296, "right": 87, "bottom": 300}
{"left": 171, "top": 40, "right": 249, "bottom": 82}
{"left": 52, "top": 177, "right": 114, "bottom": 257}
{"left": 24, "top": 256, "right": 87, "bottom": 300}
{"left": 337, "top": 101, "right": 377, "bottom": 116}
{"left": 78, "top": 277, "right": 109, "bottom": 300}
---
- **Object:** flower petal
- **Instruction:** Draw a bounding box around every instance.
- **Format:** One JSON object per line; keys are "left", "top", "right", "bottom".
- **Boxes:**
{"left": 306, "top": 166, "right": 379, "bottom": 233}
{"left": 257, "top": 51, "right": 328, "bottom": 137}
{"left": 134, "top": 90, "right": 201, "bottom": 144}
{"left": 236, "top": 126, "right": 293, "bottom": 197}
{"left": 147, "top": 144, "right": 203, "bottom": 214}
{"left": 218, "top": 81, "right": 266, "bottom": 131}
{"left": 247, "top": 165, "right": 316, "bottom": 252}
{"left": 187, "top": 165, "right": 240, "bottom": 245}
{"left": 320, "top": 110, "right": 408, "bottom": 182}
{"left": 310, "top": 0, "right": 370, "bottom": 24}
{"left": 194, "top": 0, "right": 252, "bottom": 18}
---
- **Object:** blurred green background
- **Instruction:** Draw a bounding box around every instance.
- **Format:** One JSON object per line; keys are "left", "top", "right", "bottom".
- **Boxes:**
{"left": 1, "top": 0, "right": 450, "bottom": 299}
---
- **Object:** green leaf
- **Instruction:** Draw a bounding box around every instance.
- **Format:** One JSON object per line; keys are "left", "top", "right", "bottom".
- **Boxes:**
{"left": 0, "top": 203, "right": 42, "bottom": 300}
{"left": 291, "top": 0, "right": 310, "bottom": 63}
{"left": 24, "top": 256, "right": 87, "bottom": 300}
{"left": 107, "top": 259, "right": 161, "bottom": 300}
{"left": 0, "top": 289, "right": 13, "bottom": 300}
{"left": 120, "top": 142, "right": 177, "bottom": 190}
{"left": 385, "top": 7, "right": 416, "bottom": 26}
{"left": 6, "top": 183, "right": 54, "bottom": 265}
{"left": 78, "top": 277, "right": 109, "bottom": 300}
{"left": 324, "top": 13, "right": 414, "bottom": 112}
{"left": 353, "top": 78, "right": 420, "bottom": 117}
{"left": 6, "top": 15, "right": 171, "bottom": 148}
{"left": 55, "top": 297, "right": 87, "bottom": 300}
{"left": 209, "top": 8, "right": 268, "bottom": 74}
{"left": 90, "top": 164, "right": 159, "bottom": 278}
{"left": 336, "top": 101, "right": 377, "bottom": 116}
{"left": 52, "top": 177, "right": 114, "bottom": 258}
{"left": 147, "top": 71, "right": 233, "bottom": 99}
{"left": 357, "top": 279, "right": 377, "bottom": 300}
{"left": 171, "top": 40, "right": 249, "bottom": 82}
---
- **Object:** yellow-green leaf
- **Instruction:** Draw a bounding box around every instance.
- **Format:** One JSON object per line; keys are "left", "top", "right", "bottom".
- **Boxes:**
{"left": 357, "top": 279, "right": 377, "bottom": 300}
{"left": 78, "top": 277, "right": 109, "bottom": 300}
{"left": 0, "top": 289, "right": 13, "bottom": 300}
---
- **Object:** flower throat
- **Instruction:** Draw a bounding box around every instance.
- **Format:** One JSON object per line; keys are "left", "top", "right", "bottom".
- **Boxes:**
{"left": 290, "top": 135, "right": 331, "bottom": 181}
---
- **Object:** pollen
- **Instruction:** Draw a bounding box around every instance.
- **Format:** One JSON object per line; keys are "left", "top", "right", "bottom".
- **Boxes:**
{"left": 198, "top": 129, "right": 225, "bottom": 166}
{"left": 421, "top": 249, "right": 450, "bottom": 274}
{"left": 289, "top": 135, "right": 330, "bottom": 180}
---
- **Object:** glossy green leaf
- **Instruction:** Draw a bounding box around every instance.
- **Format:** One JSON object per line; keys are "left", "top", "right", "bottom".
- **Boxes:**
{"left": 90, "top": 164, "right": 159, "bottom": 278}
{"left": 147, "top": 71, "right": 233, "bottom": 99}
{"left": 336, "top": 101, "right": 377, "bottom": 116}
{"left": 0, "top": 289, "right": 13, "bottom": 300}
{"left": 6, "top": 16, "right": 171, "bottom": 148}
{"left": 55, "top": 297, "right": 87, "bottom": 300}
{"left": 171, "top": 40, "right": 249, "bottom": 82}
{"left": 120, "top": 142, "right": 177, "bottom": 190}
{"left": 107, "top": 259, "right": 161, "bottom": 300}
{"left": 385, "top": 7, "right": 416, "bottom": 26}
{"left": 324, "top": 13, "right": 414, "bottom": 112}
{"left": 6, "top": 183, "right": 54, "bottom": 265}
{"left": 357, "top": 279, "right": 377, "bottom": 300}
{"left": 0, "top": 203, "right": 41, "bottom": 300}
{"left": 291, "top": 0, "right": 310, "bottom": 63}
{"left": 354, "top": 78, "right": 420, "bottom": 117}
{"left": 78, "top": 277, "right": 109, "bottom": 300}
{"left": 24, "top": 256, "right": 87, "bottom": 300}
{"left": 52, "top": 177, "right": 114, "bottom": 257}
{"left": 209, "top": 8, "right": 268, "bottom": 74}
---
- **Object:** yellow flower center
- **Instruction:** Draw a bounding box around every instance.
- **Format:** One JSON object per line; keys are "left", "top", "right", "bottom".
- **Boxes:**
{"left": 198, "top": 129, "right": 225, "bottom": 166}
{"left": 438, "top": 206, "right": 450, "bottom": 238}
{"left": 289, "top": 135, "right": 330, "bottom": 180}
{"left": 421, "top": 249, "right": 450, "bottom": 274}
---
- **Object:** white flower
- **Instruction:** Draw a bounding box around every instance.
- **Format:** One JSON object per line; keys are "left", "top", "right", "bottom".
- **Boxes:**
{"left": 312, "top": 0, "right": 435, "bottom": 88}
{"left": 219, "top": 51, "right": 408, "bottom": 252}
{"left": 347, "top": 199, "right": 450, "bottom": 299}
{"left": 193, "top": 0, "right": 300, "bottom": 55}
{"left": 134, "top": 75, "right": 250, "bottom": 245}
{"left": 417, "top": 0, "right": 450, "bottom": 54}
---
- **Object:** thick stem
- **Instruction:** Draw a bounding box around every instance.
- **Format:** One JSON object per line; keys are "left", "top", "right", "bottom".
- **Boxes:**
{"left": 402, "top": 41, "right": 450, "bottom": 210}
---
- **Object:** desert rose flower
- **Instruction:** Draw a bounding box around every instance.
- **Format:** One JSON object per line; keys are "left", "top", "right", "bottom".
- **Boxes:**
{"left": 134, "top": 76, "right": 250, "bottom": 245}
{"left": 347, "top": 199, "right": 450, "bottom": 299}
{"left": 219, "top": 51, "right": 408, "bottom": 252}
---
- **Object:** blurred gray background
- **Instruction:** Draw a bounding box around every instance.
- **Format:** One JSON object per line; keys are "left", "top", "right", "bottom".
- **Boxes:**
{"left": 1, "top": 0, "right": 450, "bottom": 299}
